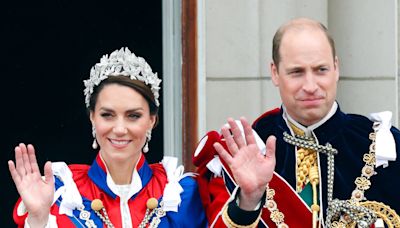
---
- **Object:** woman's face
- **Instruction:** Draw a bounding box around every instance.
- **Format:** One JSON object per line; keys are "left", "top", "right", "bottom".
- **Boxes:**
{"left": 90, "top": 83, "right": 156, "bottom": 164}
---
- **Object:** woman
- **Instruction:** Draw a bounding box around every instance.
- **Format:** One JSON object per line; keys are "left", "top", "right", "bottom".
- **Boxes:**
{"left": 8, "top": 48, "right": 207, "bottom": 228}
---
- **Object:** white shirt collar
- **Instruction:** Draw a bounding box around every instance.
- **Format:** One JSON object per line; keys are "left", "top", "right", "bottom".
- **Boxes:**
{"left": 100, "top": 154, "right": 143, "bottom": 200}
{"left": 282, "top": 102, "right": 338, "bottom": 136}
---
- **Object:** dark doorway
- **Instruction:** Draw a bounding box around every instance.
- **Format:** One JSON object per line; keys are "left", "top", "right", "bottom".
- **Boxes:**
{"left": 1, "top": 1, "right": 163, "bottom": 226}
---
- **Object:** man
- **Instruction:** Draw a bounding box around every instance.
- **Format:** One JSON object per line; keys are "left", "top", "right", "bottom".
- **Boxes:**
{"left": 193, "top": 18, "right": 400, "bottom": 227}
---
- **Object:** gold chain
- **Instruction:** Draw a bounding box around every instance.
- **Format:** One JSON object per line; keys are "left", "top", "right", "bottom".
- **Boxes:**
{"left": 331, "top": 127, "right": 400, "bottom": 227}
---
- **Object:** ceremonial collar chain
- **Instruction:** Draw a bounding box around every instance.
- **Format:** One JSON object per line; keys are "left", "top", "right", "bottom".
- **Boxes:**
{"left": 283, "top": 132, "right": 338, "bottom": 155}
{"left": 76, "top": 198, "right": 166, "bottom": 228}
{"left": 139, "top": 199, "right": 166, "bottom": 228}
{"left": 263, "top": 185, "right": 288, "bottom": 227}
{"left": 83, "top": 47, "right": 162, "bottom": 107}
{"left": 283, "top": 131, "right": 378, "bottom": 227}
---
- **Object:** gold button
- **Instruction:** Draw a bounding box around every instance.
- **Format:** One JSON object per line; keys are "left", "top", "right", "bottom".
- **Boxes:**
{"left": 91, "top": 199, "right": 104, "bottom": 211}
{"left": 146, "top": 198, "right": 158, "bottom": 210}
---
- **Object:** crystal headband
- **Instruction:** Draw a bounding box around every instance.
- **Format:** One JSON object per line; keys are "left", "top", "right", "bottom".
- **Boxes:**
{"left": 83, "top": 47, "right": 161, "bottom": 107}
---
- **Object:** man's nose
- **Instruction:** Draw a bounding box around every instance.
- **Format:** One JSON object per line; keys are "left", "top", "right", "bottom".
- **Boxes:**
{"left": 303, "top": 73, "right": 318, "bottom": 93}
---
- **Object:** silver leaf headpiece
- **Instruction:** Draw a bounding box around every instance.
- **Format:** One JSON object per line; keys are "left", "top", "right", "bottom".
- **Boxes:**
{"left": 83, "top": 47, "right": 161, "bottom": 107}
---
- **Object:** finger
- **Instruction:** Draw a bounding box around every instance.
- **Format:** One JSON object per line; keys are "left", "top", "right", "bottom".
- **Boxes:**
{"left": 27, "top": 144, "right": 40, "bottom": 174}
{"left": 213, "top": 142, "right": 233, "bottom": 165}
{"left": 15, "top": 146, "right": 26, "bottom": 176}
{"left": 220, "top": 126, "right": 239, "bottom": 156}
{"left": 240, "top": 117, "right": 256, "bottom": 145}
{"left": 8, "top": 160, "right": 21, "bottom": 186}
{"left": 43, "top": 161, "right": 54, "bottom": 185}
{"left": 21, "top": 143, "right": 33, "bottom": 174}
{"left": 265, "top": 135, "right": 276, "bottom": 159}
{"left": 227, "top": 118, "right": 246, "bottom": 148}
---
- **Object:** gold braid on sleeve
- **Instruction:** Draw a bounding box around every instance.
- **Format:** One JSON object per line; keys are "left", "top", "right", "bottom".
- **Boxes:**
{"left": 221, "top": 204, "right": 262, "bottom": 228}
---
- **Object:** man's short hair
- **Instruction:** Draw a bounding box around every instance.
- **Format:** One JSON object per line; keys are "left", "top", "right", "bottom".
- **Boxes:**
{"left": 272, "top": 18, "right": 336, "bottom": 67}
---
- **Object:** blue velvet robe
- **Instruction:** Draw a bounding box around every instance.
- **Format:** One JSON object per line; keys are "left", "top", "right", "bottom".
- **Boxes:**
{"left": 253, "top": 106, "right": 400, "bottom": 215}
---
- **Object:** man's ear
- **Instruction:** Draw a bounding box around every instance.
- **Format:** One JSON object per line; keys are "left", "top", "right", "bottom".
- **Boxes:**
{"left": 334, "top": 56, "right": 340, "bottom": 82}
{"left": 270, "top": 62, "right": 280, "bottom": 86}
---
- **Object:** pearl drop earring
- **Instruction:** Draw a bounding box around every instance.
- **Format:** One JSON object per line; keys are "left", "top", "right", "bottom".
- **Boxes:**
{"left": 92, "top": 126, "right": 98, "bottom": 149}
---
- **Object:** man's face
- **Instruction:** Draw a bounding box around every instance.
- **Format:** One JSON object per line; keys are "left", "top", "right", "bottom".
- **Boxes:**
{"left": 271, "top": 28, "right": 339, "bottom": 126}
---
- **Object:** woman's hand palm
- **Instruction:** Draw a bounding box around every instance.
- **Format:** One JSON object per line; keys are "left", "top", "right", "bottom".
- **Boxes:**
{"left": 8, "top": 144, "right": 54, "bottom": 217}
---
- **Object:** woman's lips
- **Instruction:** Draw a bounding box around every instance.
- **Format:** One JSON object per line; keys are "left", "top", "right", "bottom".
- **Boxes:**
{"left": 109, "top": 139, "right": 131, "bottom": 149}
